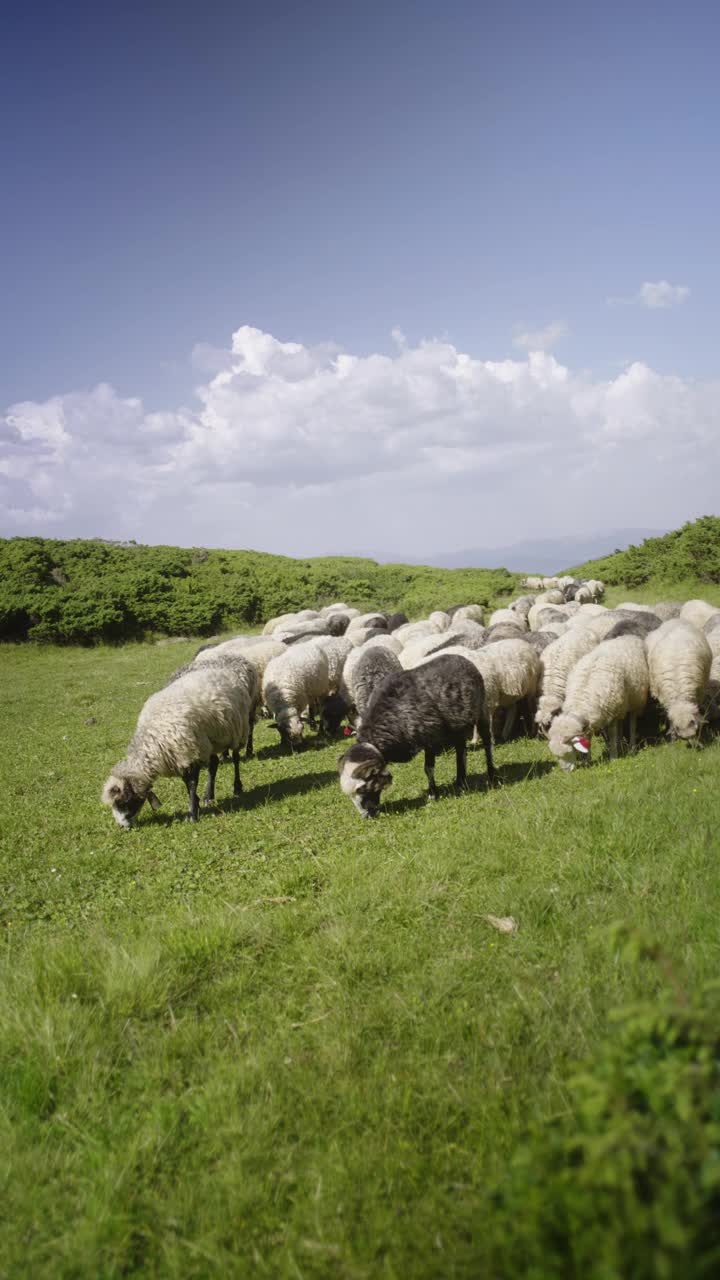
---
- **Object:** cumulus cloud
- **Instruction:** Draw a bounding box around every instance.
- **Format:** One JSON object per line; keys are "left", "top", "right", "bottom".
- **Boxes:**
{"left": 513, "top": 321, "right": 568, "bottom": 352}
{"left": 608, "top": 280, "right": 690, "bottom": 309}
{"left": 1, "top": 325, "right": 718, "bottom": 556}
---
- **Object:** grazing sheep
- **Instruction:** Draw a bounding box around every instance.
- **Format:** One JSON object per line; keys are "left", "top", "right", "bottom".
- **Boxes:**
{"left": 338, "top": 654, "right": 495, "bottom": 817}
{"left": 393, "top": 620, "right": 442, "bottom": 646}
{"left": 263, "top": 609, "right": 320, "bottom": 635}
{"left": 646, "top": 619, "right": 712, "bottom": 740}
{"left": 309, "top": 636, "right": 354, "bottom": 691}
{"left": 489, "top": 607, "right": 527, "bottom": 629}
{"left": 652, "top": 601, "right": 683, "bottom": 622}
{"left": 320, "top": 602, "right": 352, "bottom": 616}
{"left": 325, "top": 613, "right": 350, "bottom": 636}
{"left": 548, "top": 636, "right": 650, "bottom": 769}
{"left": 509, "top": 595, "right": 535, "bottom": 623}
{"left": 448, "top": 604, "right": 485, "bottom": 626}
{"left": 535, "top": 626, "right": 603, "bottom": 733}
{"left": 426, "top": 640, "right": 540, "bottom": 741}
{"left": 603, "top": 613, "right": 662, "bottom": 640}
{"left": 525, "top": 631, "right": 557, "bottom": 655}
{"left": 680, "top": 599, "right": 718, "bottom": 631}
{"left": 102, "top": 666, "right": 253, "bottom": 827}
{"left": 385, "top": 612, "right": 409, "bottom": 631}
{"left": 535, "top": 608, "right": 568, "bottom": 628}
{"left": 484, "top": 623, "right": 529, "bottom": 644}
{"left": 574, "top": 585, "right": 594, "bottom": 605}
{"left": 347, "top": 612, "right": 388, "bottom": 635}
{"left": 350, "top": 645, "right": 404, "bottom": 725}
{"left": 262, "top": 645, "right": 331, "bottom": 749}
{"left": 562, "top": 583, "right": 579, "bottom": 601}
{"left": 169, "top": 647, "right": 262, "bottom": 756}
{"left": 429, "top": 610, "right": 451, "bottom": 631}
{"left": 522, "top": 577, "right": 544, "bottom": 591}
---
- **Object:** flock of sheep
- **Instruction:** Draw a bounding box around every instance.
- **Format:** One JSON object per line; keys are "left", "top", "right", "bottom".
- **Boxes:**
{"left": 102, "top": 576, "right": 720, "bottom": 826}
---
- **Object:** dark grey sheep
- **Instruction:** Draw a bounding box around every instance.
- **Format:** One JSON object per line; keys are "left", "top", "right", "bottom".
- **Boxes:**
{"left": 604, "top": 614, "right": 662, "bottom": 641}
{"left": 338, "top": 654, "right": 496, "bottom": 817}
{"left": 326, "top": 613, "right": 350, "bottom": 636}
{"left": 485, "top": 623, "right": 528, "bottom": 644}
{"left": 525, "top": 631, "right": 556, "bottom": 654}
{"left": 385, "top": 612, "right": 409, "bottom": 632}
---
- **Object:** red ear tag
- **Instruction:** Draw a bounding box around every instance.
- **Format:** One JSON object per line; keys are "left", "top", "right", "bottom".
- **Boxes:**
{"left": 573, "top": 735, "right": 591, "bottom": 753}
{"left": 343, "top": 726, "right": 352, "bottom": 736}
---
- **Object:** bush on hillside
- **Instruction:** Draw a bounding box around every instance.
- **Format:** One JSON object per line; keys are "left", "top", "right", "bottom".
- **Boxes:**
{"left": 0, "top": 537, "right": 516, "bottom": 644}
{"left": 569, "top": 516, "right": 720, "bottom": 587}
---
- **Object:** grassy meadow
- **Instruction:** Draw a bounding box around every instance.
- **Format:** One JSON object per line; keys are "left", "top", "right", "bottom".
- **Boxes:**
{"left": 3, "top": 603, "right": 720, "bottom": 1277}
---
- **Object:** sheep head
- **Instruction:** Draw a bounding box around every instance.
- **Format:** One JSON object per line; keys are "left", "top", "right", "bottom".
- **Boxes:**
{"left": 338, "top": 742, "right": 392, "bottom": 818}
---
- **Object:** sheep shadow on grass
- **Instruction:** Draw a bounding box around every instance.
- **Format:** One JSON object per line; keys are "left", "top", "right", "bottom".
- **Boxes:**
{"left": 379, "top": 757, "right": 555, "bottom": 816}
{"left": 254, "top": 735, "right": 333, "bottom": 762}
{"left": 217, "top": 768, "right": 340, "bottom": 813}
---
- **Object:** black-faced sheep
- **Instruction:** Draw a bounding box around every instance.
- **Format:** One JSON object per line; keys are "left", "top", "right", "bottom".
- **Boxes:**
{"left": 338, "top": 654, "right": 495, "bottom": 817}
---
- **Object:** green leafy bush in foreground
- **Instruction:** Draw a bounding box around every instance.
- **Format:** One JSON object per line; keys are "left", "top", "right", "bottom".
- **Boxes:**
{"left": 489, "top": 930, "right": 720, "bottom": 1279}
{"left": 0, "top": 536, "right": 516, "bottom": 644}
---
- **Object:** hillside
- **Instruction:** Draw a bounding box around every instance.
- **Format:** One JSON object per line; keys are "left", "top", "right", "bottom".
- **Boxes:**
{"left": 567, "top": 515, "right": 720, "bottom": 586}
{"left": 0, "top": 537, "right": 516, "bottom": 644}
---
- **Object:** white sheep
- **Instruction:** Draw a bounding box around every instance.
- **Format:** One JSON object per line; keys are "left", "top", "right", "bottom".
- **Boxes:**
{"left": 489, "top": 607, "right": 528, "bottom": 630}
{"left": 262, "top": 645, "right": 331, "bottom": 748}
{"left": 679, "top": 599, "right": 718, "bottom": 631}
{"left": 535, "top": 625, "right": 603, "bottom": 732}
{"left": 102, "top": 665, "right": 253, "bottom": 827}
{"left": 548, "top": 635, "right": 649, "bottom": 769}
{"left": 308, "top": 635, "right": 354, "bottom": 691}
{"left": 429, "top": 609, "right": 451, "bottom": 631}
{"left": 424, "top": 640, "right": 540, "bottom": 741}
{"left": 263, "top": 609, "right": 320, "bottom": 635}
{"left": 645, "top": 619, "right": 712, "bottom": 740}
{"left": 523, "top": 577, "right": 543, "bottom": 591}
{"left": 450, "top": 604, "right": 485, "bottom": 626}
{"left": 393, "top": 619, "right": 442, "bottom": 646}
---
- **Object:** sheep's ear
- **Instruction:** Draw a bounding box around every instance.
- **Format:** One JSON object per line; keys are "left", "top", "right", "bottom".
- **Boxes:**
{"left": 572, "top": 735, "right": 591, "bottom": 754}
{"left": 268, "top": 722, "right": 282, "bottom": 734}
{"left": 147, "top": 790, "right": 161, "bottom": 811}
{"left": 381, "top": 770, "right": 393, "bottom": 786}
{"left": 108, "top": 783, "right": 123, "bottom": 800}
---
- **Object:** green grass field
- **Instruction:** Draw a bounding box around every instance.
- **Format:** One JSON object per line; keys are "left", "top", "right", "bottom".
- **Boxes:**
{"left": 3, "top": 623, "right": 720, "bottom": 1277}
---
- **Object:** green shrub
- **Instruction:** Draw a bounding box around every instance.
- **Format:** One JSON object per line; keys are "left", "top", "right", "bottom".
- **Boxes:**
{"left": 487, "top": 930, "right": 720, "bottom": 1278}
{"left": 0, "top": 538, "right": 521, "bottom": 644}
{"left": 570, "top": 516, "right": 720, "bottom": 587}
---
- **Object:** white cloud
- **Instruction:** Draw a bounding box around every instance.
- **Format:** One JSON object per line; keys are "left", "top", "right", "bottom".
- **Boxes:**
{"left": 513, "top": 320, "right": 568, "bottom": 352}
{"left": 607, "top": 280, "right": 690, "bottom": 309}
{"left": 1, "top": 324, "right": 718, "bottom": 556}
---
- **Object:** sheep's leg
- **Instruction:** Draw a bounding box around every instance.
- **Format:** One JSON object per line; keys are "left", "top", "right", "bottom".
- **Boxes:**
{"left": 183, "top": 763, "right": 200, "bottom": 822}
{"left": 606, "top": 719, "right": 620, "bottom": 759}
{"left": 246, "top": 717, "right": 255, "bottom": 759}
{"left": 202, "top": 754, "right": 219, "bottom": 805}
{"left": 306, "top": 702, "right": 318, "bottom": 728}
{"left": 501, "top": 704, "right": 517, "bottom": 742}
{"left": 424, "top": 748, "right": 438, "bottom": 799}
{"left": 455, "top": 740, "right": 468, "bottom": 790}
{"left": 627, "top": 712, "right": 637, "bottom": 754}
{"left": 232, "top": 749, "right": 243, "bottom": 798}
{"left": 477, "top": 715, "right": 497, "bottom": 787}
{"left": 471, "top": 724, "right": 480, "bottom": 746}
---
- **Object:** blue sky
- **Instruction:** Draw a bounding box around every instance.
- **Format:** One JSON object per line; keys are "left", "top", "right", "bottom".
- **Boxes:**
{"left": 2, "top": 0, "right": 719, "bottom": 556}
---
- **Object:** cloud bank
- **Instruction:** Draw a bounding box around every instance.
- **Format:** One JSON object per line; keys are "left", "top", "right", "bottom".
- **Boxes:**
{"left": 1, "top": 325, "right": 718, "bottom": 557}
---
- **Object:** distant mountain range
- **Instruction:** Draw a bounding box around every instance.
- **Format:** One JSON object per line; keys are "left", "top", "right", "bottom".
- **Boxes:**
{"left": 354, "top": 529, "right": 667, "bottom": 575}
